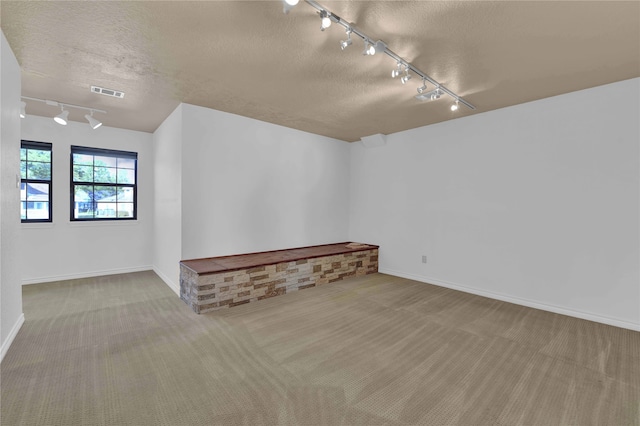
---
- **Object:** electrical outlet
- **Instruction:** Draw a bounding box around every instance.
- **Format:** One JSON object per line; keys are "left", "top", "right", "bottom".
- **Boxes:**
{"left": 422, "top": 255, "right": 427, "bottom": 264}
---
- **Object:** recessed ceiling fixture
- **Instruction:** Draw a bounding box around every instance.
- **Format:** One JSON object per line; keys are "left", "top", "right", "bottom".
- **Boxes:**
{"left": 90, "top": 85, "right": 125, "bottom": 99}
{"left": 21, "top": 96, "right": 107, "bottom": 129}
{"left": 282, "top": 0, "right": 475, "bottom": 112}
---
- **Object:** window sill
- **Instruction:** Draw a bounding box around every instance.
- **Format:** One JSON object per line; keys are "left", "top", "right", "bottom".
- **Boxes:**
{"left": 69, "top": 219, "right": 142, "bottom": 228}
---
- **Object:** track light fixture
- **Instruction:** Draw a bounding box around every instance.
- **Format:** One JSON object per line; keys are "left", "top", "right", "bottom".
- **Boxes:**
{"left": 400, "top": 66, "right": 412, "bottom": 84}
{"left": 417, "top": 79, "right": 428, "bottom": 94}
{"left": 85, "top": 111, "right": 103, "bottom": 129}
{"left": 363, "top": 40, "right": 375, "bottom": 56}
{"left": 340, "top": 28, "right": 352, "bottom": 50}
{"left": 391, "top": 62, "right": 402, "bottom": 78}
{"left": 451, "top": 100, "right": 459, "bottom": 111}
{"left": 20, "top": 101, "right": 26, "bottom": 118}
{"left": 320, "top": 10, "right": 331, "bottom": 31}
{"left": 54, "top": 107, "right": 69, "bottom": 125}
{"left": 415, "top": 87, "right": 443, "bottom": 102}
{"left": 285, "top": 0, "right": 475, "bottom": 111}
{"left": 21, "top": 96, "right": 107, "bottom": 129}
{"left": 282, "top": 0, "right": 299, "bottom": 14}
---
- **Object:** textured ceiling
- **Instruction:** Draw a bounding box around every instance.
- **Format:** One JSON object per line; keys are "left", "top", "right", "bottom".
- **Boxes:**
{"left": 2, "top": 1, "right": 639, "bottom": 142}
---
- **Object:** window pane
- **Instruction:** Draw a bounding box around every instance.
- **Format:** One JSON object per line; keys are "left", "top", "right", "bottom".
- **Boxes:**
{"left": 94, "top": 167, "right": 117, "bottom": 183}
{"left": 117, "top": 187, "right": 134, "bottom": 202}
{"left": 26, "top": 183, "right": 50, "bottom": 201}
{"left": 26, "top": 161, "right": 51, "bottom": 180}
{"left": 94, "top": 156, "right": 117, "bottom": 167}
{"left": 117, "top": 168, "right": 135, "bottom": 184}
{"left": 117, "top": 203, "right": 134, "bottom": 218}
{"left": 74, "top": 184, "right": 94, "bottom": 219}
{"left": 20, "top": 161, "right": 26, "bottom": 179}
{"left": 73, "top": 154, "right": 93, "bottom": 165}
{"left": 94, "top": 185, "right": 116, "bottom": 201}
{"left": 73, "top": 165, "right": 93, "bottom": 182}
{"left": 117, "top": 158, "right": 136, "bottom": 169}
{"left": 96, "top": 204, "right": 117, "bottom": 218}
{"left": 27, "top": 149, "right": 51, "bottom": 163}
{"left": 20, "top": 182, "right": 26, "bottom": 201}
{"left": 26, "top": 202, "right": 49, "bottom": 220}
{"left": 21, "top": 202, "right": 26, "bottom": 220}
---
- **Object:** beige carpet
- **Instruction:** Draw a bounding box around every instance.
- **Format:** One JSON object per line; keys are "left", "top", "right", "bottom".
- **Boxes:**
{"left": 1, "top": 271, "right": 638, "bottom": 425}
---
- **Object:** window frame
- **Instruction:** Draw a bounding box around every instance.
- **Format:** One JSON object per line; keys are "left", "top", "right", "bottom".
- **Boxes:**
{"left": 21, "top": 140, "right": 53, "bottom": 223}
{"left": 70, "top": 145, "right": 138, "bottom": 222}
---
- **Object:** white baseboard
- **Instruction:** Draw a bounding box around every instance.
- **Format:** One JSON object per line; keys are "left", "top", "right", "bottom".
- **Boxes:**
{"left": 379, "top": 268, "right": 640, "bottom": 332}
{"left": 21, "top": 265, "right": 154, "bottom": 285}
{"left": 153, "top": 266, "right": 179, "bottom": 296}
{"left": 1, "top": 313, "right": 25, "bottom": 364}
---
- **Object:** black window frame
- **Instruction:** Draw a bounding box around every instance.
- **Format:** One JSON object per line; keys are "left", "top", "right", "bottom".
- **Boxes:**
{"left": 70, "top": 145, "right": 138, "bottom": 221}
{"left": 21, "top": 140, "right": 53, "bottom": 223}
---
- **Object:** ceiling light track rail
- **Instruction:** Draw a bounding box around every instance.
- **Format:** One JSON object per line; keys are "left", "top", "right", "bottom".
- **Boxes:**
{"left": 21, "top": 96, "right": 106, "bottom": 129}
{"left": 291, "top": 0, "right": 475, "bottom": 111}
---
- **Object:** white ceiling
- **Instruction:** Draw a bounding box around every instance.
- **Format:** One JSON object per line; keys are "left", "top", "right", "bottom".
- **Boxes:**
{"left": 2, "top": 1, "right": 639, "bottom": 142}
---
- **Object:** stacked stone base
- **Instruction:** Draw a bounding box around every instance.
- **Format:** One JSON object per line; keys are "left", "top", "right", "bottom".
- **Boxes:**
{"left": 180, "top": 248, "right": 378, "bottom": 314}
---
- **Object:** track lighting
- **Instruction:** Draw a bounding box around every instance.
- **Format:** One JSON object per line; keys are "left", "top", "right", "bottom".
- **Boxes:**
{"left": 54, "top": 108, "right": 69, "bottom": 125}
{"left": 21, "top": 96, "right": 107, "bottom": 128}
{"left": 20, "top": 101, "right": 26, "bottom": 118}
{"left": 400, "top": 67, "right": 411, "bottom": 84}
{"left": 340, "top": 29, "right": 352, "bottom": 50}
{"left": 320, "top": 10, "right": 331, "bottom": 31}
{"left": 85, "top": 111, "right": 103, "bottom": 129}
{"left": 282, "top": 0, "right": 299, "bottom": 14}
{"left": 417, "top": 79, "right": 427, "bottom": 94}
{"left": 415, "top": 88, "right": 443, "bottom": 102}
{"left": 286, "top": 0, "right": 475, "bottom": 111}
{"left": 363, "top": 40, "right": 375, "bottom": 56}
{"left": 391, "top": 62, "right": 402, "bottom": 78}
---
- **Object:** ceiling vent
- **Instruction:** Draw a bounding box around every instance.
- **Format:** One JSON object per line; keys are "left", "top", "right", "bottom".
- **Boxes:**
{"left": 91, "top": 86, "right": 125, "bottom": 99}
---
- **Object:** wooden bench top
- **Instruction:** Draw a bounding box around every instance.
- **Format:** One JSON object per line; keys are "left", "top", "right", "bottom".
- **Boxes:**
{"left": 180, "top": 242, "right": 379, "bottom": 275}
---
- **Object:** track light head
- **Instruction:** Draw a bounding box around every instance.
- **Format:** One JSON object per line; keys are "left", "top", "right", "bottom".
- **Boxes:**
{"left": 85, "top": 112, "right": 102, "bottom": 130}
{"left": 417, "top": 79, "right": 427, "bottom": 94}
{"left": 54, "top": 108, "right": 69, "bottom": 125}
{"left": 391, "top": 62, "right": 402, "bottom": 78}
{"left": 282, "top": 0, "right": 299, "bottom": 14}
{"left": 363, "top": 40, "right": 375, "bottom": 56}
{"left": 400, "top": 69, "right": 412, "bottom": 84}
{"left": 20, "top": 101, "right": 26, "bottom": 119}
{"left": 451, "top": 100, "right": 459, "bottom": 111}
{"left": 415, "top": 88, "right": 443, "bottom": 102}
{"left": 340, "top": 29, "right": 353, "bottom": 50}
{"left": 320, "top": 10, "right": 331, "bottom": 31}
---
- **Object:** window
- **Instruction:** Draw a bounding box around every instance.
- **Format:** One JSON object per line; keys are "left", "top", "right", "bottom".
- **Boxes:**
{"left": 21, "top": 141, "right": 52, "bottom": 222}
{"left": 70, "top": 146, "right": 137, "bottom": 221}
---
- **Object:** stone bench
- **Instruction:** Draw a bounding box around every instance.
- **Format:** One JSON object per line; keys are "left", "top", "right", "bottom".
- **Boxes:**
{"left": 179, "top": 242, "right": 379, "bottom": 313}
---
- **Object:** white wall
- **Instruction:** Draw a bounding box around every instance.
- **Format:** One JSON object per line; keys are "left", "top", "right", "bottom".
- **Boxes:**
{"left": 151, "top": 103, "right": 351, "bottom": 293}
{"left": 180, "top": 103, "right": 350, "bottom": 259}
{"left": 152, "top": 105, "right": 183, "bottom": 293}
{"left": 20, "top": 115, "right": 154, "bottom": 284}
{"left": 1, "top": 31, "right": 24, "bottom": 361}
{"left": 350, "top": 78, "right": 640, "bottom": 330}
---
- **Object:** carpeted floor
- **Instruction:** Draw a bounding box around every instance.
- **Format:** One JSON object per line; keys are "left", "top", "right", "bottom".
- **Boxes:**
{"left": 1, "top": 271, "right": 639, "bottom": 425}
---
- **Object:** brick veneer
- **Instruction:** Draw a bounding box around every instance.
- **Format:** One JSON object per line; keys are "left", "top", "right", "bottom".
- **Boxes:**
{"left": 180, "top": 247, "right": 378, "bottom": 314}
